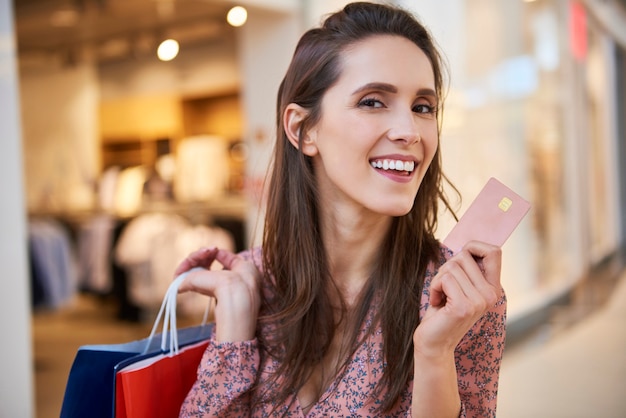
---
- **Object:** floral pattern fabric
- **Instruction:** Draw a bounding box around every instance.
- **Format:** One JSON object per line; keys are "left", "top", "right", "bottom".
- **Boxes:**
{"left": 180, "top": 245, "right": 507, "bottom": 417}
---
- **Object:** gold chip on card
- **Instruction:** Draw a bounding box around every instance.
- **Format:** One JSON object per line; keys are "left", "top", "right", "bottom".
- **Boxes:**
{"left": 498, "top": 197, "right": 513, "bottom": 212}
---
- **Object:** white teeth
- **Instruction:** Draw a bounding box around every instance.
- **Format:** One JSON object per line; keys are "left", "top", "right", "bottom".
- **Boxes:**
{"left": 370, "top": 159, "right": 415, "bottom": 172}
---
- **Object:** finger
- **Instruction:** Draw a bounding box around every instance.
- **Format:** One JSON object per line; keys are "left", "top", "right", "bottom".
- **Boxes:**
{"left": 430, "top": 259, "right": 467, "bottom": 307}
{"left": 449, "top": 251, "right": 496, "bottom": 300}
{"left": 442, "top": 263, "right": 492, "bottom": 319}
{"left": 214, "top": 249, "right": 240, "bottom": 270}
{"left": 173, "top": 247, "right": 218, "bottom": 276}
{"left": 177, "top": 268, "right": 229, "bottom": 295}
{"left": 432, "top": 272, "right": 468, "bottom": 312}
{"left": 215, "top": 249, "right": 260, "bottom": 286}
{"left": 461, "top": 241, "right": 502, "bottom": 290}
{"left": 434, "top": 253, "right": 498, "bottom": 313}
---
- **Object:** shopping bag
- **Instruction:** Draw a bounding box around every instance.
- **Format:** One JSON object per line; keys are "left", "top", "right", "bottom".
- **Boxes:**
{"left": 115, "top": 339, "right": 209, "bottom": 418}
{"left": 115, "top": 267, "right": 213, "bottom": 418}
{"left": 60, "top": 268, "right": 213, "bottom": 418}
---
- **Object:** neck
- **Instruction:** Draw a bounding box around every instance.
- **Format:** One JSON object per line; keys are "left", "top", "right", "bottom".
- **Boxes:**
{"left": 320, "top": 205, "right": 392, "bottom": 302}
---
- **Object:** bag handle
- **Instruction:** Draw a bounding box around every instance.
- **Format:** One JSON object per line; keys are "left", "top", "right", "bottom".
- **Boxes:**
{"left": 142, "top": 267, "right": 211, "bottom": 355}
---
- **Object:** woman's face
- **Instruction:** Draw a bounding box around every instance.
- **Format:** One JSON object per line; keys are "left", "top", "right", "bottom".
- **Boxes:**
{"left": 305, "top": 35, "right": 439, "bottom": 217}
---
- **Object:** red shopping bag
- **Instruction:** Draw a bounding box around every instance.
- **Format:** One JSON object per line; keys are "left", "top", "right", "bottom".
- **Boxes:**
{"left": 114, "top": 267, "right": 213, "bottom": 418}
{"left": 115, "top": 339, "right": 209, "bottom": 418}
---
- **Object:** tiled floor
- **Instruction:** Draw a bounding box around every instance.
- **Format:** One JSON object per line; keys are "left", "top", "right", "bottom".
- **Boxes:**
{"left": 497, "top": 268, "right": 626, "bottom": 417}
{"left": 34, "top": 270, "right": 626, "bottom": 418}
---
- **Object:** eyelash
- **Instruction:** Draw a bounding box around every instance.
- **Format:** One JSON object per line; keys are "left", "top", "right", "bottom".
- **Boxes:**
{"left": 358, "top": 97, "right": 383, "bottom": 108}
{"left": 358, "top": 96, "right": 437, "bottom": 115}
{"left": 413, "top": 104, "right": 437, "bottom": 115}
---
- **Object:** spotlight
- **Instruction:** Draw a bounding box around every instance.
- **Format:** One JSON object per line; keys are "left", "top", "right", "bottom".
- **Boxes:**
{"left": 157, "top": 39, "right": 179, "bottom": 61}
{"left": 227, "top": 6, "right": 247, "bottom": 27}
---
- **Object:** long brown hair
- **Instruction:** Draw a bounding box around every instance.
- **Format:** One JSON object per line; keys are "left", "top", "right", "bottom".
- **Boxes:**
{"left": 259, "top": 2, "right": 456, "bottom": 413}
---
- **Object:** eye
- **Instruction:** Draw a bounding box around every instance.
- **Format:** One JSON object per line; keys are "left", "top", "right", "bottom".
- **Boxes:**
{"left": 413, "top": 103, "right": 437, "bottom": 116}
{"left": 358, "top": 97, "right": 385, "bottom": 108}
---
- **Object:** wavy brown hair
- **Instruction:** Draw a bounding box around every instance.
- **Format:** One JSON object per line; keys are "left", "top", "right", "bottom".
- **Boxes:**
{"left": 258, "top": 2, "right": 457, "bottom": 413}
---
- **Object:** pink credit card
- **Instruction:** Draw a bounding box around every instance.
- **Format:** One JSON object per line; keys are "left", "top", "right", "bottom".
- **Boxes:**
{"left": 443, "top": 177, "right": 531, "bottom": 254}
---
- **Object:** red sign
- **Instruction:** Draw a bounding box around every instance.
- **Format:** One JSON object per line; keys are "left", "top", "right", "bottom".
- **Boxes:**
{"left": 570, "top": 1, "right": 587, "bottom": 62}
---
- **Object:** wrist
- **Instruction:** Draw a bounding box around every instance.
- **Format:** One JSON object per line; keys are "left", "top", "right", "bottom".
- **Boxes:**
{"left": 411, "top": 346, "right": 461, "bottom": 418}
{"left": 214, "top": 303, "right": 258, "bottom": 342}
{"left": 413, "top": 344, "right": 455, "bottom": 368}
{"left": 413, "top": 331, "right": 457, "bottom": 362}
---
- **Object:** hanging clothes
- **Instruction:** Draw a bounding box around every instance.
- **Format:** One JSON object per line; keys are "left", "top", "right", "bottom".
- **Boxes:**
{"left": 113, "top": 211, "right": 235, "bottom": 317}
{"left": 29, "top": 218, "right": 78, "bottom": 309}
{"left": 76, "top": 214, "right": 117, "bottom": 294}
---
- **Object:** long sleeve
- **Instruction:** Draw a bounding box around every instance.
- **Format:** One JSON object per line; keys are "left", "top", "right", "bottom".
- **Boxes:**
{"left": 179, "top": 337, "right": 260, "bottom": 417}
{"left": 454, "top": 291, "right": 507, "bottom": 418}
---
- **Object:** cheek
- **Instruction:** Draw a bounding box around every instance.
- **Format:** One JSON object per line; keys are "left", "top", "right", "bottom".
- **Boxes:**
{"left": 427, "top": 139, "right": 439, "bottom": 163}
{"left": 313, "top": 120, "right": 365, "bottom": 161}
{"left": 423, "top": 128, "right": 439, "bottom": 165}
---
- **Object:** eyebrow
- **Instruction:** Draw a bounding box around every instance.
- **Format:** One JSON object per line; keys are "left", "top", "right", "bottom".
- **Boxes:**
{"left": 351, "top": 82, "right": 437, "bottom": 98}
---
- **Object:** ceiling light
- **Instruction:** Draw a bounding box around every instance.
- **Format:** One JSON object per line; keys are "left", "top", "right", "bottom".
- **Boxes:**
{"left": 157, "top": 39, "right": 179, "bottom": 61}
{"left": 227, "top": 6, "right": 248, "bottom": 27}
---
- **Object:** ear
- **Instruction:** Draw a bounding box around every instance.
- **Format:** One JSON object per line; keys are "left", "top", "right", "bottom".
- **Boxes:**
{"left": 283, "top": 103, "right": 318, "bottom": 156}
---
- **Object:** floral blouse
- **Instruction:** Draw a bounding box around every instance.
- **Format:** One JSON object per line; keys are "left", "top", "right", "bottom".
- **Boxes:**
{"left": 179, "top": 246, "right": 507, "bottom": 417}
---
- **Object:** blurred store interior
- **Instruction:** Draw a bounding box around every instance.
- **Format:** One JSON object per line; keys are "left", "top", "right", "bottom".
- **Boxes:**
{"left": 1, "top": 0, "right": 626, "bottom": 417}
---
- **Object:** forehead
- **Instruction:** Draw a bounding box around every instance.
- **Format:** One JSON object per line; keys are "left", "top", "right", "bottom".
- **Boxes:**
{"left": 335, "top": 35, "right": 435, "bottom": 92}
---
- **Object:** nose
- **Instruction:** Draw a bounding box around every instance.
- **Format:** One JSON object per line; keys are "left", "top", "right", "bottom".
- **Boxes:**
{"left": 387, "top": 109, "right": 421, "bottom": 145}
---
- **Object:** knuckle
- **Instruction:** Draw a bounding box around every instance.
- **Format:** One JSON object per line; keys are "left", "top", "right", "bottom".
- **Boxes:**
{"left": 440, "top": 272, "right": 454, "bottom": 286}
{"left": 476, "top": 298, "right": 488, "bottom": 313}
{"left": 490, "top": 246, "right": 502, "bottom": 258}
{"left": 458, "top": 250, "right": 473, "bottom": 261}
{"left": 453, "top": 304, "right": 475, "bottom": 320}
{"left": 485, "top": 288, "right": 498, "bottom": 307}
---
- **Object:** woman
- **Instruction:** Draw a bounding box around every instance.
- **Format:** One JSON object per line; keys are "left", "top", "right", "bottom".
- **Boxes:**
{"left": 177, "top": 2, "right": 506, "bottom": 417}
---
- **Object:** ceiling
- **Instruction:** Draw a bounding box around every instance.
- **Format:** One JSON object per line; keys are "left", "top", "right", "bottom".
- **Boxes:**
{"left": 15, "top": 0, "right": 625, "bottom": 66}
{"left": 13, "top": 0, "right": 237, "bottom": 64}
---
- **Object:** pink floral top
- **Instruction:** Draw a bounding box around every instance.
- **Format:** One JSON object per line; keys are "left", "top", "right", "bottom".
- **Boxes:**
{"left": 180, "top": 246, "right": 506, "bottom": 417}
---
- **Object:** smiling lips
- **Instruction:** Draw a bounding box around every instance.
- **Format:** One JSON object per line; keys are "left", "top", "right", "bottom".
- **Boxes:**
{"left": 369, "top": 158, "right": 415, "bottom": 176}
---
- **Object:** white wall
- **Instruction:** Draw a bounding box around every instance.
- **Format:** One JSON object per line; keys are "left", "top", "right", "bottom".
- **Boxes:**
{"left": 0, "top": 0, "right": 34, "bottom": 416}
{"left": 20, "top": 64, "right": 100, "bottom": 212}
{"left": 237, "top": 8, "right": 301, "bottom": 246}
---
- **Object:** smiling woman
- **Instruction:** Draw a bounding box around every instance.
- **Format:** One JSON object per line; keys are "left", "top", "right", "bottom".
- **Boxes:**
{"left": 175, "top": 2, "right": 507, "bottom": 417}
{"left": 283, "top": 34, "right": 439, "bottom": 217}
